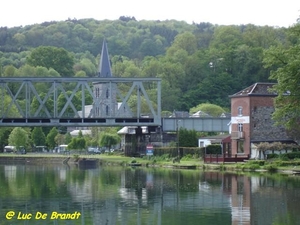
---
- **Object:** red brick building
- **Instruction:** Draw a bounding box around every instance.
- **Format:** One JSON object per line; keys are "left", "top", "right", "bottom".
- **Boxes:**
{"left": 229, "top": 82, "right": 294, "bottom": 159}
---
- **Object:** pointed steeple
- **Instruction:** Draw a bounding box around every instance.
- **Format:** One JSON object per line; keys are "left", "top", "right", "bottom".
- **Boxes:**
{"left": 98, "top": 39, "right": 113, "bottom": 77}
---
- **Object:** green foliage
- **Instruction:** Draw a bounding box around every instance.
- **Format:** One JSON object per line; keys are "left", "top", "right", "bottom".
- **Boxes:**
{"left": 0, "top": 19, "right": 296, "bottom": 113}
{"left": 31, "top": 127, "right": 46, "bottom": 146}
{"left": 64, "top": 133, "right": 72, "bottom": 144}
{"left": 46, "top": 127, "right": 58, "bottom": 149}
{"left": 27, "top": 46, "right": 74, "bottom": 77}
{"left": 190, "top": 103, "right": 226, "bottom": 117}
{"left": 263, "top": 24, "right": 300, "bottom": 134}
{"left": 280, "top": 152, "right": 300, "bottom": 160}
{"left": 205, "top": 144, "right": 222, "bottom": 154}
{"left": 68, "top": 136, "right": 86, "bottom": 151}
{"left": 247, "top": 160, "right": 265, "bottom": 166}
{"left": 0, "top": 95, "right": 20, "bottom": 117}
{"left": 57, "top": 91, "right": 81, "bottom": 116}
{"left": 0, "top": 128, "right": 13, "bottom": 150}
{"left": 8, "top": 127, "right": 29, "bottom": 150}
{"left": 99, "top": 132, "right": 121, "bottom": 149}
{"left": 178, "top": 128, "right": 198, "bottom": 147}
{"left": 267, "top": 154, "right": 279, "bottom": 159}
{"left": 154, "top": 147, "right": 204, "bottom": 158}
{"left": 263, "top": 164, "right": 278, "bottom": 172}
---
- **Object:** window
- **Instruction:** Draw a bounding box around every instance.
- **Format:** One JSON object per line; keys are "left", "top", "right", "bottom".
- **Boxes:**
{"left": 199, "top": 141, "right": 204, "bottom": 148}
{"left": 238, "top": 123, "right": 243, "bottom": 132}
{"left": 106, "top": 89, "right": 109, "bottom": 98}
{"left": 238, "top": 106, "right": 243, "bottom": 116}
{"left": 237, "top": 141, "right": 244, "bottom": 153}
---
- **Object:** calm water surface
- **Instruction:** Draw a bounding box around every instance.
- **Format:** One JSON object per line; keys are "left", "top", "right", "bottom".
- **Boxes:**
{"left": 0, "top": 163, "right": 300, "bottom": 225}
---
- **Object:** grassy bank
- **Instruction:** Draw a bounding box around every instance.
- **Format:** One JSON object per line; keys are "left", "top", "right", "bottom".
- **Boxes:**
{"left": 1, "top": 153, "right": 300, "bottom": 174}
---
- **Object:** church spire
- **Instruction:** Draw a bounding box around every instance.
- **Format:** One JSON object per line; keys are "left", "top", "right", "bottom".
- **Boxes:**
{"left": 98, "top": 39, "right": 112, "bottom": 77}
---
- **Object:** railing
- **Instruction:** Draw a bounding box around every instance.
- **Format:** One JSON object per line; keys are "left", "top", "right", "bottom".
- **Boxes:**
{"left": 204, "top": 154, "right": 249, "bottom": 163}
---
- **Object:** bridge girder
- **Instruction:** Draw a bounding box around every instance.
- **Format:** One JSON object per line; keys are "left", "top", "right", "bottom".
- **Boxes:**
{"left": 0, "top": 77, "right": 161, "bottom": 127}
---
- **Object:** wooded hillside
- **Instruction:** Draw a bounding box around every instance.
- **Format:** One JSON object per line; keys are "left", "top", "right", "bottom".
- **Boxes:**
{"left": 0, "top": 17, "right": 296, "bottom": 111}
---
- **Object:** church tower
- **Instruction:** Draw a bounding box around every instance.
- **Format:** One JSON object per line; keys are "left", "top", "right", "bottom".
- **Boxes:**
{"left": 93, "top": 40, "right": 118, "bottom": 117}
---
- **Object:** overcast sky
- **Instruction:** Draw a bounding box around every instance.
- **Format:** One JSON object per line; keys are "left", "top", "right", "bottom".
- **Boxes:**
{"left": 1, "top": 0, "right": 299, "bottom": 28}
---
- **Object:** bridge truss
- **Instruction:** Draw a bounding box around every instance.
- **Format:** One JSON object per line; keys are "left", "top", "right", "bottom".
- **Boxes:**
{"left": 0, "top": 77, "right": 161, "bottom": 127}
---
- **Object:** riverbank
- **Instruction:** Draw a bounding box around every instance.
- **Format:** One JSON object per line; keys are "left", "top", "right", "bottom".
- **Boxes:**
{"left": 1, "top": 153, "right": 300, "bottom": 175}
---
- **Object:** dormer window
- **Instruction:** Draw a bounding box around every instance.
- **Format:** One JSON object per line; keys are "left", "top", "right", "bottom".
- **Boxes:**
{"left": 238, "top": 106, "right": 243, "bottom": 116}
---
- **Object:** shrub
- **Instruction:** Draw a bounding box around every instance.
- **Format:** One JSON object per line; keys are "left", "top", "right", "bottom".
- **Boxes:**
{"left": 206, "top": 144, "right": 222, "bottom": 154}
{"left": 247, "top": 160, "right": 265, "bottom": 166}
{"left": 247, "top": 164, "right": 260, "bottom": 171}
{"left": 286, "top": 152, "right": 300, "bottom": 159}
{"left": 263, "top": 164, "right": 278, "bottom": 172}
{"left": 267, "top": 154, "right": 279, "bottom": 159}
{"left": 181, "top": 154, "right": 193, "bottom": 161}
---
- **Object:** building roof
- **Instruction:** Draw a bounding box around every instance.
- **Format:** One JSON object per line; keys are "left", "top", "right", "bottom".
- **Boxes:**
{"left": 229, "top": 82, "right": 277, "bottom": 98}
{"left": 70, "top": 130, "right": 91, "bottom": 136}
{"left": 78, "top": 105, "right": 93, "bottom": 118}
{"left": 198, "top": 134, "right": 231, "bottom": 143}
{"left": 98, "top": 39, "right": 113, "bottom": 78}
{"left": 191, "top": 110, "right": 211, "bottom": 117}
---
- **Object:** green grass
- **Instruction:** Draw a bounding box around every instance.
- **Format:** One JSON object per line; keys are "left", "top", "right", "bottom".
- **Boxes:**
{"left": 2, "top": 153, "right": 300, "bottom": 173}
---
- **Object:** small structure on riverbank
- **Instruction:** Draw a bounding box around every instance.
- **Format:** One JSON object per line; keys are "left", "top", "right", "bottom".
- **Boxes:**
{"left": 77, "top": 158, "right": 99, "bottom": 169}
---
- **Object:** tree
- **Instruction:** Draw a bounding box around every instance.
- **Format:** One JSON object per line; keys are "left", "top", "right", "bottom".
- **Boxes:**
{"left": 57, "top": 91, "right": 81, "bottom": 117}
{"left": 31, "top": 127, "right": 46, "bottom": 146}
{"left": 190, "top": 103, "right": 226, "bottom": 117}
{"left": 0, "top": 127, "right": 13, "bottom": 151}
{"left": 263, "top": 24, "right": 300, "bottom": 135}
{"left": 27, "top": 46, "right": 74, "bottom": 77}
{"left": 8, "top": 127, "right": 28, "bottom": 150}
{"left": 178, "top": 128, "right": 198, "bottom": 147}
{"left": 68, "top": 131, "right": 86, "bottom": 151}
{"left": 46, "top": 127, "right": 58, "bottom": 149}
{"left": 99, "top": 132, "right": 121, "bottom": 151}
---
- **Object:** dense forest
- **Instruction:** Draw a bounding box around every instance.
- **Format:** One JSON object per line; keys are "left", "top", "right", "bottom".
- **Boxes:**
{"left": 0, "top": 16, "right": 298, "bottom": 112}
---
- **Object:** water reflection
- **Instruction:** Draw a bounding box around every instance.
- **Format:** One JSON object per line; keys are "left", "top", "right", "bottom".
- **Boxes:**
{"left": 0, "top": 164, "right": 300, "bottom": 225}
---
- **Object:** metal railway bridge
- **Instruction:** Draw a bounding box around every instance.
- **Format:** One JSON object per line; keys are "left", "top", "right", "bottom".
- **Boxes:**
{"left": 0, "top": 77, "right": 230, "bottom": 132}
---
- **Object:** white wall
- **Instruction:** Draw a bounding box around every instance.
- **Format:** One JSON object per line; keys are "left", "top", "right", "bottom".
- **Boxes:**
{"left": 198, "top": 139, "right": 212, "bottom": 148}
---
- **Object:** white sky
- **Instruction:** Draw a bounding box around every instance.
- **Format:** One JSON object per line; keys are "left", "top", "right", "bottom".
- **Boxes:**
{"left": 1, "top": 0, "right": 299, "bottom": 28}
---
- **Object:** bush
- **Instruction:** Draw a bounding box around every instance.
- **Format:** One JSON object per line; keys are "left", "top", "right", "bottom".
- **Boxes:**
{"left": 247, "top": 160, "right": 265, "bottom": 166}
{"left": 181, "top": 154, "right": 193, "bottom": 161}
{"left": 267, "top": 154, "right": 279, "bottom": 159}
{"left": 263, "top": 164, "right": 278, "bottom": 172}
{"left": 247, "top": 164, "right": 260, "bottom": 171}
{"left": 206, "top": 144, "right": 222, "bottom": 154}
{"left": 154, "top": 147, "right": 204, "bottom": 158}
{"left": 286, "top": 152, "right": 300, "bottom": 159}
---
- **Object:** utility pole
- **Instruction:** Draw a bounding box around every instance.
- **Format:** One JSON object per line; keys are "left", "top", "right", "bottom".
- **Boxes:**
{"left": 176, "top": 119, "right": 181, "bottom": 161}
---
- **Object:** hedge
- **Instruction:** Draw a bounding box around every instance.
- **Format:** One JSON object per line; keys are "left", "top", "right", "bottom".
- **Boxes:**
{"left": 154, "top": 147, "right": 205, "bottom": 158}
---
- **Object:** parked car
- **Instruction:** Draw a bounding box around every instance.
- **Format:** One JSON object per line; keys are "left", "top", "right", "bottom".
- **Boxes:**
{"left": 87, "top": 147, "right": 101, "bottom": 154}
{"left": 4, "top": 146, "right": 15, "bottom": 153}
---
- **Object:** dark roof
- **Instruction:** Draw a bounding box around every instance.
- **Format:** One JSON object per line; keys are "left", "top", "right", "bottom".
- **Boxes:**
{"left": 229, "top": 82, "right": 277, "bottom": 98}
{"left": 251, "top": 139, "right": 296, "bottom": 144}
{"left": 98, "top": 40, "right": 113, "bottom": 78}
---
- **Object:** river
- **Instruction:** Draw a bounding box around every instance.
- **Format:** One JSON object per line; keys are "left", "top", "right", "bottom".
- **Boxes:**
{"left": 0, "top": 163, "right": 300, "bottom": 225}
